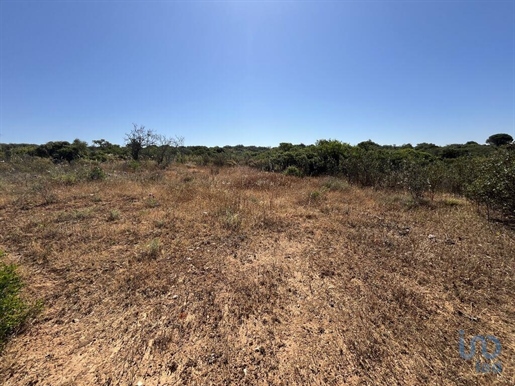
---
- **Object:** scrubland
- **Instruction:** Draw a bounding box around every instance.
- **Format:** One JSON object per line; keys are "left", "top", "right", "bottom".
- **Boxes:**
{"left": 0, "top": 160, "right": 513, "bottom": 385}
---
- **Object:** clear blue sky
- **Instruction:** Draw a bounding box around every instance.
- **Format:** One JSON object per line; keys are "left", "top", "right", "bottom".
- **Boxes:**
{"left": 1, "top": 1, "right": 514, "bottom": 147}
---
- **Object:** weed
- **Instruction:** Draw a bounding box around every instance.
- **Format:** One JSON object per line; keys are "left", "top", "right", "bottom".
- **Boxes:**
{"left": 145, "top": 197, "right": 159, "bottom": 208}
{"left": 307, "top": 190, "right": 324, "bottom": 205}
{"left": 147, "top": 238, "right": 162, "bottom": 259}
{"left": 107, "top": 209, "right": 120, "bottom": 221}
{"left": 220, "top": 208, "right": 242, "bottom": 230}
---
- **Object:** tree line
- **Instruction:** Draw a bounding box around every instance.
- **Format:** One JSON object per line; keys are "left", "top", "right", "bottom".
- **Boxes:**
{"left": 1, "top": 129, "right": 513, "bottom": 219}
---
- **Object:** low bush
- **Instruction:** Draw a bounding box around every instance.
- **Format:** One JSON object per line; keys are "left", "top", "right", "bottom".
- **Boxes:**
{"left": 283, "top": 166, "right": 303, "bottom": 177}
{"left": 0, "top": 257, "right": 39, "bottom": 347}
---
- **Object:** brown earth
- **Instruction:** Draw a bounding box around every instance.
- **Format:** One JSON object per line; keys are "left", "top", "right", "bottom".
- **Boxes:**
{"left": 0, "top": 164, "right": 513, "bottom": 385}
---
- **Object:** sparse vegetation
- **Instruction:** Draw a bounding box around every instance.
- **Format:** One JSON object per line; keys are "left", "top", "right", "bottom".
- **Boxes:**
{"left": 0, "top": 145, "right": 514, "bottom": 385}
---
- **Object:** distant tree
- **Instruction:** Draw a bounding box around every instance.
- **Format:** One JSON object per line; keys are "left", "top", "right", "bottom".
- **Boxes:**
{"left": 154, "top": 134, "right": 185, "bottom": 166}
{"left": 92, "top": 139, "right": 113, "bottom": 149}
{"left": 32, "top": 140, "right": 87, "bottom": 162}
{"left": 415, "top": 142, "right": 438, "bottom": 150}
{"left": 486, "top": 133, "right": 513, "bottom": 147}
{"left": 357, "top": 140, "right": 381, "bottom": 151}
{"left": 125, "top": 124, "right": 156, "bottom": 161}
{"left": 279, "top": 142, "right": 294, "bottom": 152}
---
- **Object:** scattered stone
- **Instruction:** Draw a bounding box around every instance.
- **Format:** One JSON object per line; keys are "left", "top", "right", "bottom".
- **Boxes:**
{"left": 428, "top": 234, "right": 436, "bottom": 240}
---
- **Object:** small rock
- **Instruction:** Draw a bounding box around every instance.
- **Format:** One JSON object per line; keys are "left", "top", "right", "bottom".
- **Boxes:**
{"left": 172, "top": 295, "right": 178, "bottom": 299}
{"left": 72, "top": 318, "right": 79, "bottom": 323}
{"left": 428, "top": 234, "right": 436, "bottom": 240}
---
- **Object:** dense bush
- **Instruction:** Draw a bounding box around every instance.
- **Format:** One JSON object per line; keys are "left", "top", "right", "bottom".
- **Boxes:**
{"left": 465, "top": 150, "right": 515, "bottom": 218}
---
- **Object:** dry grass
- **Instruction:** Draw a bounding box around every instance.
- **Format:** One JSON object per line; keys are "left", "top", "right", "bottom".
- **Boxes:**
{"left": 0, "top": 164, "right": 513, "bottom": 385}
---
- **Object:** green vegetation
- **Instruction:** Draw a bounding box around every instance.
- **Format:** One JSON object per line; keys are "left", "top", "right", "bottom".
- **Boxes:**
{"left": 1, "top": 130, "right": 514, "bottom": 220}
{"left": 0, "top": 255, "right": 39, "bottom": 347}
{"left": 486, "top": 133, "right": 513, "bottom": 147}
{"left": 465, "top": 149, "right": 515, "bottom": 219}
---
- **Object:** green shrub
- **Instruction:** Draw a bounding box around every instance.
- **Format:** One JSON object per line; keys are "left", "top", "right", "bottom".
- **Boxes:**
{"left": 465, "top": 150, "right": 515, "bottom": 218}
{"left": 127, "top": 160, "right": 141, "bottom": 172}
{"left": 401, "top": 159, "right": 430, "bottom": 202}
{"left": 0, "top": 259, "right": 38, "bottom": 346}
{"left": 88, "top": 166, "right": 106, "bottom": 181}
{"left": 284, "top": 166, "right": 303, "bottom": 177}
{"left": 322, "top": 177, "right": 350, "bottom": 192}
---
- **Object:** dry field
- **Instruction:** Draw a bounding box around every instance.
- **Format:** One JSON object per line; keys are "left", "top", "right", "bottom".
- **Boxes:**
{"left": 0, "top": 163, "right": 514, "bottom": 385}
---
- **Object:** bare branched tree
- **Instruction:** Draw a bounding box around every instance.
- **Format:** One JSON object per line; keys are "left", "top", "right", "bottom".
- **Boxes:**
{"left": 125, "top": 124, "right": 156, "bottom": 161}
{"left": 155, "top": 134, "right": 185, "bottom": 166}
